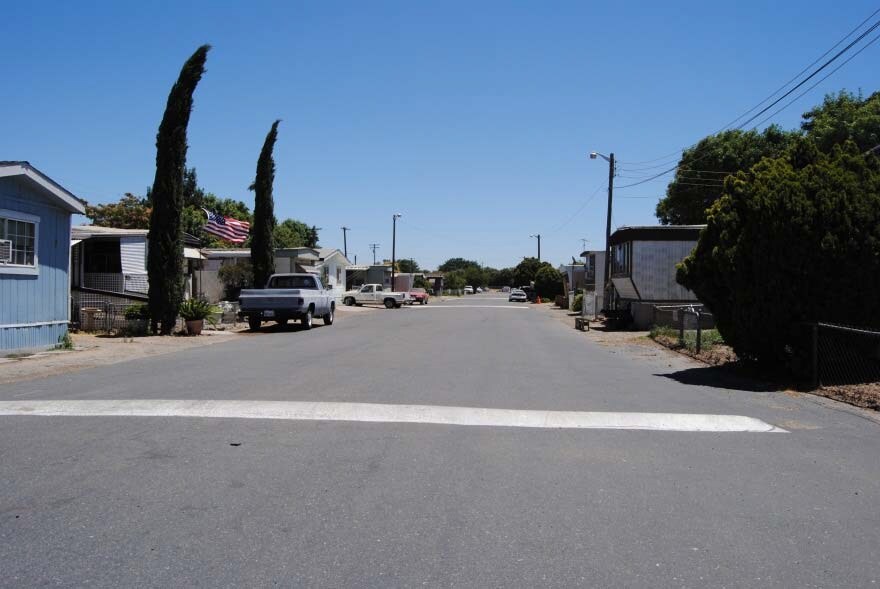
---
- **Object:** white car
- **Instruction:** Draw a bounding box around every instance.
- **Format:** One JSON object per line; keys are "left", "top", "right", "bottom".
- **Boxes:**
{"left": 476, "top": 287, "right": 483, "bottom": 293}
{"left": 508, "top": 289, "right": 527, "bottom": 302}
{"left": 464, "top": 286, "right": 474, "bottom": 294}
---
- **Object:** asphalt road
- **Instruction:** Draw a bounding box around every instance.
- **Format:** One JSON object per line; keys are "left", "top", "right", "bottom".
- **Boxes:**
{"left": 1, "top": 294, "right": 879, "bottom": 587}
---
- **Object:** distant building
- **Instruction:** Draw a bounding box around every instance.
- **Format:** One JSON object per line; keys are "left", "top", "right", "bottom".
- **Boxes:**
{"left": 0, "top": 162, "right": 85, "bottom": 352}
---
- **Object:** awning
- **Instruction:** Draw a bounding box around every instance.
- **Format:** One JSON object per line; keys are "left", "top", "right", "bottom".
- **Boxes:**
{"left": 70, "top": 239, "right": 82, "bottom": 247}
{"left": 295, "top": 252, "right": 320, "bottom": 262}
{"left": 297, "top": 265, "right": 321, "bottom": 274}
{"left": 184, "top": 247, "right": 206, "bottom": 260}
{"left": 611, "top": 277, "right": 640, "bottom": 300}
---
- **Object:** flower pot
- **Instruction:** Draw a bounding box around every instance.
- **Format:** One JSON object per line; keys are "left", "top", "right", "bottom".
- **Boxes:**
{"left": 186, "top": 319, "right": 204, "bottom": 336}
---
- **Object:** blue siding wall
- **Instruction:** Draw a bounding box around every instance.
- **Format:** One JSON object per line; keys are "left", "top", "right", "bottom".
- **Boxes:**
{"left": 0, "top": 176, "right": 72, "bottom": 352}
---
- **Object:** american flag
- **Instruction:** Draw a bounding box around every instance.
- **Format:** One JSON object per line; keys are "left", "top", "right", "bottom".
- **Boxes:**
{"left": 202, "top": 209, "right": 250, "bottom": 243}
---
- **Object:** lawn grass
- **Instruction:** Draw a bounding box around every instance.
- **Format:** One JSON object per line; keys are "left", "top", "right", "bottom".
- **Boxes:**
{"left": 649, "top": 325, "right": 725, "bottom": 352}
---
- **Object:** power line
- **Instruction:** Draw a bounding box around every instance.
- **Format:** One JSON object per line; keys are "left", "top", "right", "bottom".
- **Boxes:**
{"left": 749, "top": 30, "right": 880, "bottom": 130}
{"left": 615, "top": 9, "right": 880, "bottom": 187}
{"left": 717, "top": 7, "right": 880, "bottom": 132}
{"left": 733, "top": 16, "right": 880, "bottom": 131}
{"left": 549, "top": 184, "right": 605, "bottom": 232}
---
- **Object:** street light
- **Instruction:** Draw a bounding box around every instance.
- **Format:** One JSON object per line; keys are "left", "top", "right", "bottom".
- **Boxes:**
{"left": 529, "top": 234, "right": 541, "bottom": 262}
{"left": 391, "top": 213, "right": 402, "bottom": 290}
{"left": 589, "top": 151, "right": 615, "bottom": 302}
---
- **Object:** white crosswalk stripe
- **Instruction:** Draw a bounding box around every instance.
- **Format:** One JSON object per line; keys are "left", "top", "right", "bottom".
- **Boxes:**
{"left": 0, "top": 400, "right": 787, "bottom": 432}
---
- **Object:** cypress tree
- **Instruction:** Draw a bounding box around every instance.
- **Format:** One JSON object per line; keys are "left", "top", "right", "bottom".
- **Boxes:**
{"left": 147, "top": 45, "right": 210, "bottom": 334}
{"left": 251, "top": 120, "right": 280, "bottom": 288}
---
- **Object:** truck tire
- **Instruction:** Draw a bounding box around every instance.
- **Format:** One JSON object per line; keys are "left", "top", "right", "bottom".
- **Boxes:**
{"left": 344, "top": 297, "right": 355, "bottom": 306}
{"left": 384, "top": 298, "right": 395, "bottom": 309}
{"left": 323, "top": 305, "right": 334, "bottom": 325}
{"left": 248, "top": 317, "right": 261, "bottom": 331}
{"left": 302, "top": 308, "right": 313, "bottom": 330}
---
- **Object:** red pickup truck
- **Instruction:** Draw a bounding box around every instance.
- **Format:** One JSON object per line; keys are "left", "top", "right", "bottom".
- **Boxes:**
{"left": 408, "top": 287, "right": 430, "bottom": 305}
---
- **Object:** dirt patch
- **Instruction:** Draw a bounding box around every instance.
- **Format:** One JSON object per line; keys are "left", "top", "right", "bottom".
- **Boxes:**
{"left": 0, "top": 331, "right": 241, "bottom": 385}
{"left": 815, "top": 383, "right": 880, "bottom": 411}
{"left": 652, "top": 335, "right": 738, "bottom": 365}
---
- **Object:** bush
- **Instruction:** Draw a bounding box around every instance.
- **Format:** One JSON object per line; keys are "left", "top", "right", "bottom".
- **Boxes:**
{"left": 124, "top": 303, "right": 150, "bottom": 320}
{"left": 218, "top": 261, "right": 253, "bottom": 300}
{"left": 534, "top": 266, "right": 563, "bottom": 299}
{"left": 677, "top": 140, "right": 880, "bottom": 364}
{"left": 572, "top": 293, "right": 583, "bottom": 312}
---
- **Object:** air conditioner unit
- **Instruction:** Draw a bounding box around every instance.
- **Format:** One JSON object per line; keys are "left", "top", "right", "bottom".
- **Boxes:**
{"left": 0, "top": 240, "right": 11, "bottom": 264}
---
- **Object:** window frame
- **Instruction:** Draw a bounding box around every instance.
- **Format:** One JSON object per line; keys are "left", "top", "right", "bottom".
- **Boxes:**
{"left": 0, "top": 208, "right": 40, "bottom": 276}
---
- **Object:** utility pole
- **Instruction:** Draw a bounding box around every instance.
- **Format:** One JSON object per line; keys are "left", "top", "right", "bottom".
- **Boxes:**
{"left": 369, "top": 243, "right": 380, "bottom": 265}
{"left": 530, "top": 234, "right": 541, "bottom": 262}
{"left": 391, "top": 213, "right": 402, "bottom": 290}
{"left": 603, "top": 153, "right": 615, "bottom": 293}
{"left": 341, "top": 226, "right": 350, "bottom": 258}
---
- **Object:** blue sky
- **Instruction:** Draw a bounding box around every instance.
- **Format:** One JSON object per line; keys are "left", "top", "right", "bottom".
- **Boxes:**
{"left": 2, "top": 1, "right": 878, "bottom": 269}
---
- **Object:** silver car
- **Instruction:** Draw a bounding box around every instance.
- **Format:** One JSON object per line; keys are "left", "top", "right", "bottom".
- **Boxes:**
{"left": 508, "top": 289, "right": 527, "bottom": 302}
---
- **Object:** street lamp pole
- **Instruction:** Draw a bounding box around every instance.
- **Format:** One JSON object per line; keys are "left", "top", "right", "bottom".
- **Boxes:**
{"left": 391, "top": 213, "right": 402, "bottom": 290}
{"left": 530, "top": 234, "right": 541, "bottom": 262}
{"left": 590, "top": 151, "right": 615, "bottom": 296}
{"left": 341, "top": 226, "right": 350, "bottom": 258}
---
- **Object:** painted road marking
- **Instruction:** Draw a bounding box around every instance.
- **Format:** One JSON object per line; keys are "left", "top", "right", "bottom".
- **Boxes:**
{"left": 417, "top": 305, "right": 528, "bottom": 309}
{"left": 0, "top": 400, "right": 787, "bottom": 432}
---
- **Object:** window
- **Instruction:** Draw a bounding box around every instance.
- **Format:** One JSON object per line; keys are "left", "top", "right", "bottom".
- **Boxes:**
{"left": 0, "top": 210, "right": 39, "bottom": 274}
{"left": 269, "top": 275, "right": 317, "bottom": 289}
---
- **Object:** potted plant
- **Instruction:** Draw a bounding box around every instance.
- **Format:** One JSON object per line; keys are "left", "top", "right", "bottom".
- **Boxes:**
{"left": 178, "top": 298, "right": 220, "bottom": 336}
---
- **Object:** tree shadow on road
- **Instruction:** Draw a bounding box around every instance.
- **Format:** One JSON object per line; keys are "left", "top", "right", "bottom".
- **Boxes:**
{"left": 655, "top": 362, "right": 785, "bottom": 392}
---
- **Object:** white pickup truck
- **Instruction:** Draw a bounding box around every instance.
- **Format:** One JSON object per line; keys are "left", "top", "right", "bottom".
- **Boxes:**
{"left": 239, "top": 274, "right": 335, "bottom": 331}
{"left": 342, "top": 284, "right": 408, "bottom": 309}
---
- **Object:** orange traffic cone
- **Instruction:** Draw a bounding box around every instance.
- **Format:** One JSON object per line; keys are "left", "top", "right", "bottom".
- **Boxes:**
{"left": 536, "top": 295, "right": 542, "bottom": 304}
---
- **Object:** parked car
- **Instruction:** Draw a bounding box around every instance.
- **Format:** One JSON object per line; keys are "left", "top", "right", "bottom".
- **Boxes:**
{"left": 342, "top": 284, "right": 408, "bottom": 309}
{"left": 476, "top": 287, "right": 483, "bottom": 293}
{"left": 408, "top": 287, "right": 430, "bottom": 305}
{"left": 520, "top": 285, "right": 536, "bottom": 302}
{"left": 239, "top": 274, "right": 335, "bottom": 331}
{"left": 464, "top": 286, "right": 474, "bottom": 294}
{"left": 501, "top": 286, "right": 511, "bottom": 292}
{"left": 508, "top": 288, "right": 528, "bottom": 302}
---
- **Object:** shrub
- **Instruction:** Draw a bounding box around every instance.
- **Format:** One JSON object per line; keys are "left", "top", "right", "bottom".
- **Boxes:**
{"left": 572, "top": 293, "right": 584, "bottom": 313}
{"left": 218, "top": 261, "right": 253, "bottom": 300}
{"left": 534, "top": 266, "right": 563, "bottom": 299}
{"left": 677, "top": 140, "right": 880, "bottom": 364}
{"left": 124, "top": 303, "right": 150, "bottom": 320}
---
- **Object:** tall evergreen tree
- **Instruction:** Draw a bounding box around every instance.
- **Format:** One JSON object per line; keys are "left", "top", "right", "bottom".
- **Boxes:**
{"left": 251, "top": 120, "right": 280, "bottom": 288}
{"left": 147, "top": 44, "right": 210, "bottom": 334}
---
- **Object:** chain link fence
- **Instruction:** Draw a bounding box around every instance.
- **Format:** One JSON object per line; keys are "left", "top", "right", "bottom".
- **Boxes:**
{"left": 807, "top": 322, "right": 880, "bottom": 389}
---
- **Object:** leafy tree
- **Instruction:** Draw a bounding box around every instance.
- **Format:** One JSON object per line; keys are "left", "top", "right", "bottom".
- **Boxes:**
{"left": 677, "top": 140, "right": 880, "bottom": 365}
{"left": 147, "top": 44, "right": 210, "bottom": 334}
{"left": 801, "top": 90, "right": 880, "bottom": 153}
{"left": 462, "top": 265, "right": 486, "bottom": 288}
{"left": 493, "top": 267, "right": 515, "bottom": 287}
{"left": 217, "top": 261, "right": 253, "bottom": 300}
{"left": 397, "top": 258, "right": 420, "bottom": 273}
{"left": 513, "top": 257, "right": 543, "bottom": 287}
{"left": 444, "top": 270, "right": 467, "bottom": 290}
{"left": 534, "top": 265, "right": 563, "bottom": 299}
{"left": 85, "top": 193, "right": 150, "bottom": 229}
{"left": 273, "top": 218, "right": 311, "bottom": 249}
{"left": 251, "top": 120, "right": 280, "bottom": 289}
{"left": 438, "top": 257, "right": 480, "bottom": 273}
{"left": 413, "top": 275, "right": 430, "bottom": 289}
{"left": 655, "top": 126, "right": 796, "bottom": 225}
